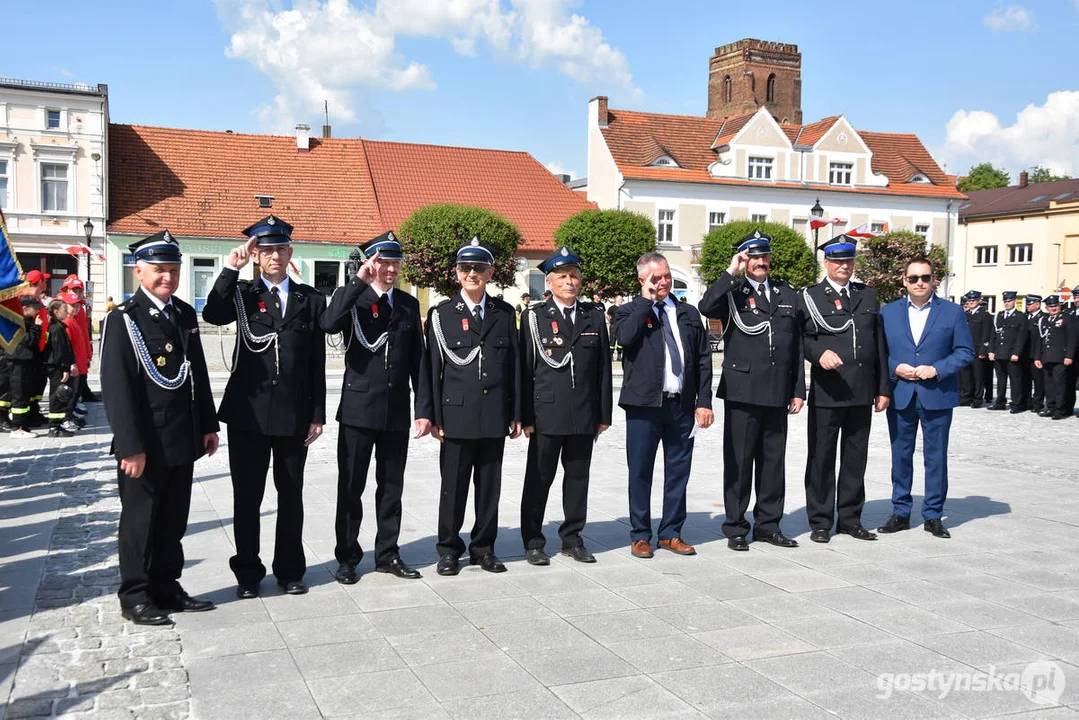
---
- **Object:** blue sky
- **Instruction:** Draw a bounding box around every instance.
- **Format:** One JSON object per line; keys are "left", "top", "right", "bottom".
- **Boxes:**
{"left": 5, "top": 0, "right": 1078, "bottom": 180}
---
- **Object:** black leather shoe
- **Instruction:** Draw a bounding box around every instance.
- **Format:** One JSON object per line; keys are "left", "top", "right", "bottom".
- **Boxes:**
{"left": 987, "top": 403, "right": 1006, "bottom": 411}
{"left": 334, "top": 563, "right": 359, "bottom": 584}
{"left": 1038, "top": 409, "right": 1052, "bottom": 417}
{"left": 236, "top": 582, "right": 260, "bottom": 599}
{"left": 837, "top": 525, "right": 878, "bottom": 541}
{"left": 754, "top": 531, "right": 798, "bottom": 548}
{"left": 525, "top": 548, "right": 550, "bottom": 566}
{"left": 810, "top": 529, "right": 830, "bottom": 543}
{"left": 924, "top": 519, "right": 951, "bottom": 538}
{"left": 1051, "top": 413, "right": 1070, "bottom": 420}
{"left": 1009, "top": 407, "right": 1025, "bottom": 414}
{"left": 877, "top": 514, "right": 911, "bottom": 534}
{"left": 436, "top": 554, "right": 460, "bottom": 576}
{"left": 121, "top": 603, "right": 172, "bottom": 626}
{"left": 971, "top": 401, "right": 984, "bottom": 409}
{"left": 376, "top": 558, "right": 422, "bottom": 580}
{"left": 727, "top": 535, "right": 749, "bottom": 551}
{"left": 279, "top": 581, "right": 308, "bottom": 595}
{"left": 156, "top": 592, "right": 215, "bottom": 613}
{"left": 470, "top": 553, "right": 507, "bottom": 573}
{"left": 561, "top": 545, "right": 596, "bottom": 563}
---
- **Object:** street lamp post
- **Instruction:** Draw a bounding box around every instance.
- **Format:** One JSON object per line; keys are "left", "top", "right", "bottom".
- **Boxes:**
{"left": 810, "top": 198, "right": 824, "bottom": 281}
{"left": 83, "top": 217, "right": 94, "bottom": 287}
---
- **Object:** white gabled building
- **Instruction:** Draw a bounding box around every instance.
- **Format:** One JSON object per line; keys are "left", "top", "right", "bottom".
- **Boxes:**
{"left": 585, "top": 94, "right": 966, "bottom": 302}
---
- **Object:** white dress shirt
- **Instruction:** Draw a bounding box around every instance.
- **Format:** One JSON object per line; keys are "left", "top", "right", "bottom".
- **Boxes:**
{"left": 653, "top": 296, "right": 685, "bottom": 394}
{"left": 552, "top": 298, "right": 577, "bottom": 324}
{"left": 907, "top": 295, "right": 933, "bottom": 345}
{"left": 462, "top": 293, "right": 487, "bottom": 321}
{"left": 260, "top": 275, "right": 290, "bottom": 313}
{"left": 825, "top": 277, "right": 851, "bottom": 296}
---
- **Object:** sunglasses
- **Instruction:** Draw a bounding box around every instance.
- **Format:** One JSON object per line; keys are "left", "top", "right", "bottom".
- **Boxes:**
{"left": 905, "top": 274, "right": 933, "bottom": 284}
{"left": 457, "top": 264, "right": 489, "bottom": 275}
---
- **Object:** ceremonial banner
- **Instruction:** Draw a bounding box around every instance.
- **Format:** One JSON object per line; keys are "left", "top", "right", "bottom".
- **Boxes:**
{"left": 0, "top": 208, "right": 27, "bottom": 352}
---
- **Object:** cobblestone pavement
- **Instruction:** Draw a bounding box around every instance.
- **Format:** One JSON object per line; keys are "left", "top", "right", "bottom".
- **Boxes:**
{"left": 3, "top": 374, "right": 1079, "bottom": 719}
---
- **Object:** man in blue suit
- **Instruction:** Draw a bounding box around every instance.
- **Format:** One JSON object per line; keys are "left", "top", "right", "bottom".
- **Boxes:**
{"left": 878, "top": 257, "right": 974, "bottom": 539}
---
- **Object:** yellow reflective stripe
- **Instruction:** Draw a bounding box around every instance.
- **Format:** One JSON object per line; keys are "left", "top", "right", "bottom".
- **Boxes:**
{"left": 11, "top": 407, "right": 30, "bottom": 415}
{"left": 47, "top": 413, "right": 68, "bottom": 420}
{"left": 0, "top": 401, "right": 11, "bottom": 408}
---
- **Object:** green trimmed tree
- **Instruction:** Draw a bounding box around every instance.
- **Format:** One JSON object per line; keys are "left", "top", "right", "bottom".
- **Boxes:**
{"left": 855, "top": 230, "right": 949, "bottom": 303}
{"left": 1029, "top": 165, "right": 1070, "bottom": 183}
{"left": 398, "top": 204, "right": 520, "bottom": 297}
{"left": 958, "top": 162, "right": 1010, "bottom": 192}
{"left": 697, "top": 220, "right": 815, "bottom": 288}
{"left": 553, "top": 209, "right": 657, "bottom": 296}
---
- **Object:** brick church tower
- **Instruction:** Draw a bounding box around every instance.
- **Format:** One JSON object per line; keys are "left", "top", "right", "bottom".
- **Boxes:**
{"left": 706, "top": 39, "right": 802, "bottom": 124}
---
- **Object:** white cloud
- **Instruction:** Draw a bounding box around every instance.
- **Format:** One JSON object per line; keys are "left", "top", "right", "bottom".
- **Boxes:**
{"left": 943, "top": 90, "right": 1079, "bottom": 177}
{"left": 216, "top": 0, "right": 639, "bottom": 133}
{"left": 544, "top": 161, "right": 576, "bottom": 179}
{"left": 982, "top": 5, "right": 1036, "bottom": 32}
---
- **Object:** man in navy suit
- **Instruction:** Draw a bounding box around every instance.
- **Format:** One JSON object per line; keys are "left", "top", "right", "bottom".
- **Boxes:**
{"left": 878, "top": 257, "right": 974, "bottom": 539}
{"left": 611, "top": 252, "right": 713, "bottom": 559}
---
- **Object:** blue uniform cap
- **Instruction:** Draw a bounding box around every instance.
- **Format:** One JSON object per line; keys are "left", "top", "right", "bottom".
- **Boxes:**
{"left": 128, "top": 230, "right": 183, "bottom": 264}
{"left": 360, "top": 230, "right": 403, "bottom": 260}
{"left": 733, "top": 229, "right": 772, "bottom": 256}
{"left": 456, "top": 236, "right": 495, "bottom": 265}
{"left": 964, "top": 290, "right": 982, "bottom": 301}
{"left": 819, "top": 235, "right": 857, "bottom": 260}
{"left": 538, "top": 246, "right": 581, "bottom": 274}
{"left": 1001, "top": 291, "right": 1018, "bottom": 301}
{"left": 242, "top": 215, "right": 293, "bottom": 246}
{"left": 1044, "top": 295, "right": 1061, "bottom": 307}
{"left": 1026, "top": 294, "right": 1042, "bottom": 303}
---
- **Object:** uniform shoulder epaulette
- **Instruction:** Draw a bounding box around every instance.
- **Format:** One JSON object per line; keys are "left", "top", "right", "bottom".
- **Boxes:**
{"left": 851, "top": 281, "right": 867, "bottom": 291}
{"left": 433, "top": 297, "right": 451, "bottom": 308}
{"left": 116, "top": 301, "right": 135, "bottom": 314}
{"left": 171, "top": 296, "right": 195, "bottom": 314}
{"left": 491, "top": 296, "right": 515, "bottom": 311}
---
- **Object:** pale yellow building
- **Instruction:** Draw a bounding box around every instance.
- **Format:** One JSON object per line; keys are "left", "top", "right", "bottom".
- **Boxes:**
{"left": 955, "top": 175, "right": 1079, "bottom": 310}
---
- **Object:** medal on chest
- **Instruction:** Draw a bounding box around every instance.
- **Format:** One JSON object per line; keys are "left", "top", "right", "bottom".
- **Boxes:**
{"left": 165, "top": 342, "right": 173, "bottom": 352}
{"left": 461, "top": 317, "right": 470, "bottom": 332}
{"left": 155, "top": 356, "right": 167, "bottom": 367}
{"left": 646, "top": 316, "right": 654, "bottom": 328}
{"left": 834, "top": 298, "right": 843, "bottom": 310}
{"left": 258, "top": 301, "right": 267, "bottom": 313}
{"left": 748, "top": 296, "right": 758, "bottom": 314}
{"left": 371, "top": 303, "right": 380, "bottom": 319}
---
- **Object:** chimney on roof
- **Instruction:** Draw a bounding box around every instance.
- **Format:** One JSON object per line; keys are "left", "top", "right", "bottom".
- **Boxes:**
{"left": 592, "top": 96, "right": 609, "bottom": 127}
{"left": 1019, "top": 171, "right": 1028, "bottom": 188}
{"left": 296, "top": 123, "right": 311, "bottom": 153}
{"left": 322, "top": 124, "right": 331, "bottom": 139}
{"left": 556, "top": 173, "right": 571, "bottom": 184}
{"left": 322, "top": 100, "right": 331, "bottom": 138}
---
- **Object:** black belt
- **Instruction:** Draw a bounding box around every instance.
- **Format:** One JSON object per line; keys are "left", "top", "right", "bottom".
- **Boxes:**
{"left": 662, "top": 392, "right": 681, "bottom": 402}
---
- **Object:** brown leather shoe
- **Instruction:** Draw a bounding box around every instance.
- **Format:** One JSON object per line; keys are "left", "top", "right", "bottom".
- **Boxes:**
{"left": 630, "top": 540, "right": 653, "bottom": 558}
{"left": 658, "top": 538, "right": 696, "bottom": 555}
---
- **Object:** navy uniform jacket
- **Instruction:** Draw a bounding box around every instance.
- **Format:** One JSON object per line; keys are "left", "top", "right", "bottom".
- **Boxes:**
{"left": 416, "top": 293, "right": 520, "bottom": 439}
{"left": 966, "top": 307, "right": 993, "bottom": 356}
{"left": 7, "top": 317, "right": 41, "bottom": 362}
{"left": 991, "top": 310, "right": 1029, "bottom": 358}
{"left": 101, "top": 291, "right": 218, "bottom": 466}
{"left": 1033, "top": 313, "right": 1079, "bottom": 364}
{"left": 519, "top": 299, "right": 613, "bottom": 435}
{"left": 201, "top": 268, "right": 326, "bottom": 437}
{"left": 610, "top": 296, "right": 712, "bottom": 414}
{"left": 798, "top": 280, "right": 889, "bottom": 407}
{"left": 320, "top": 276, "right": 424, "bottom": 432}
{"left": 699, "top": 272, "right": 806, "bottom": 407}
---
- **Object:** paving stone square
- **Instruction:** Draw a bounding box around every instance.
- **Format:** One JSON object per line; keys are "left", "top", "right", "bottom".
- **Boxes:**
{"left": 3, "top": 374, "right": 1079, "bottom": 718}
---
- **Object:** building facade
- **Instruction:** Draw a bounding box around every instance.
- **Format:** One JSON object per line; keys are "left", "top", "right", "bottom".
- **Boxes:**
{"left": 956, "top": 175, "right": 1079, "bottom": 310}
{"left": 0, "top": 78, "right": 108, "bottom": 316}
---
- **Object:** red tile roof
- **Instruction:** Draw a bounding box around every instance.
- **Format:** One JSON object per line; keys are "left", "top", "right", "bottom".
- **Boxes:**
{"left": 108, "top": 124, "right": 594, "bottom": 253}
{"left": 959, "top": 177, "right": 1079, "bottom": 219}
{"left": 600, "top": 108, "right": 965, "bottom": 200}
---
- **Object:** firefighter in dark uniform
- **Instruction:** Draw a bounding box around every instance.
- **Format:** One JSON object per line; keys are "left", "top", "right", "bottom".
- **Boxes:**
{"left": 1023, "top": 294, "right": 1044, "bottom": 412}
{"left": 320, "top": 231, "right": 424, "bottom": 584}
{"left": 1068, "top": 286, "right": 1079, "bottom": 415}
{"left": 988, "top": 291, "right": 1029, "bottom": 412}
{"left": 1034, "top": 295, "right": 1078, "bottom": 420}
{"left": 416, "top": 237, "right": 521, "bottom": 576}
{"left": 699, "top": 230, "right": 806, "bottom": 551}
{"left": 958, "top": 291, "right": 992, "bottom": 407}
{"left": 101, "top": 231, "right": 219, "bottom": 625}
{"left": 798, "top": 237, "right": 889, "bottom": 543}
{"left": 518, "top": 247, "right": 613, "bottom": 566}
{"left": 201, "top": 215, "right": 327, "bottom": 598}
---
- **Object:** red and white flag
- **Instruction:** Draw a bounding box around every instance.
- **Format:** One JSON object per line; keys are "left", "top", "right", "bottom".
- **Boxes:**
{"left": 847, "top": 223, "right": 877, "bottom": 239}
{"left": 57, "top": 243, "right": 87, "bottom": 256}
{"left": 809, "top": 217, "right": 843, "bottom": 230}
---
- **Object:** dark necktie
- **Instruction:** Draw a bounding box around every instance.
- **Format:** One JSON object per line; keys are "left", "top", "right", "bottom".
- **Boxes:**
{"left": 161, "top": 303, "right": 176, "bottom": 331}
{"left": 840, "top": 287, "right": 850, "bottom": 312}
{"left": 378, "top": 293, "right": 392, "bottom": 324}
{"left": 270, "top": 285, "right": 282, "bottom": 317}
{"left": 471, "top": 305, "right": 483, "bottom": 334}
{"left": 756, "top": 284, "right": 770, "bottom": 313}
{"left": 654, "top": 301, "right": 682, "bottom": 378}
{"left": 563, "top": 306, "right": 574, "bottom": 334}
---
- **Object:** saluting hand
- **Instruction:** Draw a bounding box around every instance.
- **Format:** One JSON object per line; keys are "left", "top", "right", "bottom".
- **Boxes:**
{"left": 229, "top": 238, "right": 258, "bottom": 270}
{"left": 357, "top": 251, "right": 380, "bottom": 284}
{"left": 726, "top": 251, "right": 749, "bottom": 277}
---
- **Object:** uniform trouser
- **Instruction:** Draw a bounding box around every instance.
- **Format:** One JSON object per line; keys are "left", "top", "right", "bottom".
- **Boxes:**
{"left": 887, "top": 402, "right": 951, "bottom": 521}
{"left": 1044, "top": 362, "right": 1069, "bottom": 416}
{"left": 1029, "top": 359, "right": 1045, "bottom": 409}
{"left": 804, "top": 405, "right": 872, "bottom": 531}
{"left": 117, "top": 458, "right": 193, "bottom": 609}
{"left": 227, "top": 426, "right": 309, "bottom": 586}
{"left": 993, "top": 358, "right": 1024, "bottom": 409}
{"left": 31, "top": 363, "right": 46, "bottom": 413}
{"left": 958, "top": 364, "right": 976, "bottom": 403}
{"left": 520, "top": 433, "right": 594, "bottom": 551}
{"left": 625, "top": 398, "right": 696, "bottom": 542}
{"left": 980, "top": 357, "right": 994, "bottom": 401}
{"left": 334, "top": 424, "right": 409, "bottom": 567}
{"left": 436, "top": 437, "right": 506, "bottom": 558}
{"left": 8, "top": 361, "right": 34, "bottom": 428}
{"left": 47, "top": 369, "right": 72, "bottom": 425}
{"left": 1066, "top": 363, "right": 1078, "bottom": 414}
{"left": 722, "top": 401, "right": 789, "bottom": 539}
{"left": 0, "top": 351, "right": 10, "bottom": 412}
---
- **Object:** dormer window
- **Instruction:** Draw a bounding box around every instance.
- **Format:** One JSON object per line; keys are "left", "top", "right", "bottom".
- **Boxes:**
{"left": 909, "top": 173, "right": 931, "bottom": 184}
{"left": 649, "top": 155, "right": 678, "bottom": 168}
{"left": 748, "top": 156, "right": 773, "bottom": 181}
{"left": 255, "top": 194, "right": 274, "bottom": 208}
{"left": 829, "top": 163, "right": 853, "bottom": 186}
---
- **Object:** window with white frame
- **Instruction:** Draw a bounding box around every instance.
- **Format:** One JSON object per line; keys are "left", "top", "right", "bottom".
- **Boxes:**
{"left": 829, "top": 162, "right": 853, "bottom": 185}
{"left": 914, "top": 224, "right": 930, "bottom": 239}
{"left": 122, "top": 253, "right": 138, "bottom": 299}
{"left": 747, "top": 157, "right": 773, "bottom": 181}
{"left": 41, "top": 163, "right": 68, "bottom": 212}
{"left": 751, "top": 213, "right": 768, "bottom": 223}
{"left": 1008, "top": 243, "right": 1032, "bottom": 264}
{"left": 46, "top": 109, "right": 61, "bottom": 129}
{"left": 191, "top": 258, "right": 218, "bottom": 313}
{"left": 871, "top": 222, "right": 886, "bottom": 234}
{"left": 657, "top": 209, "right": 675, "bottom": 245}
{"left": 0, "top": 160, "right": 8, "bottom": 209}
{"left": 974, "top": 246, "right": 998, "bottom": 266}
{"left": 708, "top": 212, "right": 726, "bottom": 231}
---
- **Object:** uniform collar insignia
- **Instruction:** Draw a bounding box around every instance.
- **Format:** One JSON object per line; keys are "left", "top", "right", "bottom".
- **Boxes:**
{"left": 455, "top": 302, "right": 465, "bottom": 312}
{"left": 824, "top": 286, "right": 833, "bottom": 294}
{"left": 741, "top": 286, "right": 751, "bottom": 295}
{"left": 487, "top": 300, "right": 495, "bottom": 309}
{"left": 148, "top": 307, "right": 160, "bottom": 317}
